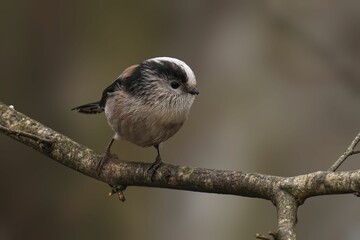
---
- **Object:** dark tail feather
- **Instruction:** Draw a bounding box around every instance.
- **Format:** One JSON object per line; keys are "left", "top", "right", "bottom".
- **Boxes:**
{"left": 71, "top": 101, "right": 104, "bottom": 114}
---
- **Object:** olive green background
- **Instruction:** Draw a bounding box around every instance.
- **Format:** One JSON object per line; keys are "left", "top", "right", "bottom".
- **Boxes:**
{"left": 1, "top": 1, "right": 360, "bottom": 239}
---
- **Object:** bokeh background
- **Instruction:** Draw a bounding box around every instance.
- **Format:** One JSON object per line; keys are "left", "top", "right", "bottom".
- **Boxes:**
{"left": 1, "top": 1, "right": 360, "bottom": 239}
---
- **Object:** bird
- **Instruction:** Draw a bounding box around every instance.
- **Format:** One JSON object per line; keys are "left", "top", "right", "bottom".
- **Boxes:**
{"left": 72, "top": 57, "right": 199, "bottom": 179}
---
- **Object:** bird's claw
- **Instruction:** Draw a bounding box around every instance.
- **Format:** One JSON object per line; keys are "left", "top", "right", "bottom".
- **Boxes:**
{"left": 147, "top": 157, "right": 163, "bottom": 181}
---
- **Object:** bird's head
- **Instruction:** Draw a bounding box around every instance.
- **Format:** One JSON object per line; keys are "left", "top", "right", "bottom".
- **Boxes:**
{"left": 121, "top": 57, "right": 199, "bottom": 108}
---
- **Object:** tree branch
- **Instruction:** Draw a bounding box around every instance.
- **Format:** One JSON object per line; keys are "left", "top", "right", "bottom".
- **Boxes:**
{"left": 329, "top": 132, "right": 360, "bottom": 171}
{"left": 1, "top": 101, "right": 360, "bottom": 240}
{"left": 274, "top": 191, "right": 298, "bottom": 240}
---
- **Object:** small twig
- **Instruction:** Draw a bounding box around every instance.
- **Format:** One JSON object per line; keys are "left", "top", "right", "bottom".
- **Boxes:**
{"left": 0, "top": 125, "right": 53, "bottom": 144}
{"left": 0, "top": 125, "right": 53, "bottom": 152}
{"left": 255, "top": 233, "right": 270, "bottom": 240}
{"left": 255, "top": 232, "right": 276, "bottom": 240}
{"left": 329, "top": 132, "right": 360, "bottom": 172}
{"left": 108, "top": 184, "right": 127, "bottom": 202}
{"left": 350, "top": 150, "right": 360, "bottom": 156}
{"left": 269, "top": 232, "right": 277, "bottom": 239}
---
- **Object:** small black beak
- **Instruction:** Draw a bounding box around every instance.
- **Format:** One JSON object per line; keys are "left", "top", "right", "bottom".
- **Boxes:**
{"left": 189, "top": 87, "right": 199, "bottom": 95}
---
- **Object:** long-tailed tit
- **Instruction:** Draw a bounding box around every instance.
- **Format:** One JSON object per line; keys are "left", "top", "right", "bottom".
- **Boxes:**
{"left": 72, "top": 57, "right": 199, "bottom": 178}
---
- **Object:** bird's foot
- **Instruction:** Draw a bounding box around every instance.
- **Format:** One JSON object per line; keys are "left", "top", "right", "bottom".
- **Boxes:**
{"left": 96, "top": 150, "right": 112, "bottom": 176}
{"left": 147, "top": 156, "right": 163, "bottom": 181}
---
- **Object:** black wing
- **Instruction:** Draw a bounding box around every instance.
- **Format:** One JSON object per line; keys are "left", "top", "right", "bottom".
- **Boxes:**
{"left": 99, "top": 78, "right": 122, "bottom": 107}
{"left": 99, "top": 64, "right": 139, "bottom": 106}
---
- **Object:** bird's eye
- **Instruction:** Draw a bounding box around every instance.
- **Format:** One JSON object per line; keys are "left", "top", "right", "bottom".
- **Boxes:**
{"left": 170, "top": 81, "right": 180, "bottom": 89}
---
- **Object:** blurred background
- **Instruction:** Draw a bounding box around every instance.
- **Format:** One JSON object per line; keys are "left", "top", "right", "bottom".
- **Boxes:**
{"left": 1, "top": 1, "right": 360, "bottom": 239}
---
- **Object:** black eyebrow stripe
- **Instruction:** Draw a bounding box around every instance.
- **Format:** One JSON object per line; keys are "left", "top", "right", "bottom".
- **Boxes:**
{"left": 144, "top": 60, "right": 188, "bottom": 83}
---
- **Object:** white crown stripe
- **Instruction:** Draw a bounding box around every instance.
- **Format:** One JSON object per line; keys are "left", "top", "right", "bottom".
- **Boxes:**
{"left": 150, "top": 57, "right": 196, "bottom": 86}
